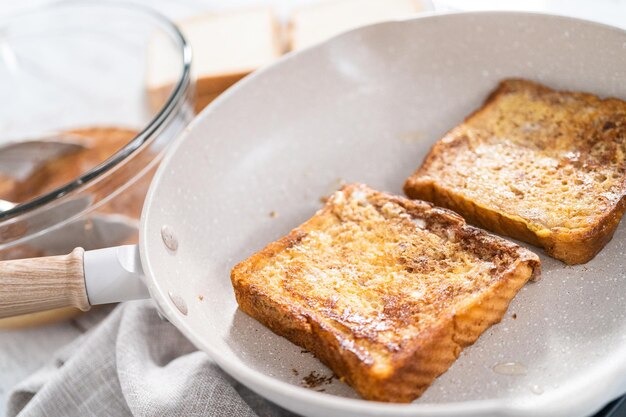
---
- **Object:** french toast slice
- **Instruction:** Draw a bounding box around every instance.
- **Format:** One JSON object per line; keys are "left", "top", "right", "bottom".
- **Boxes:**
{"left": 404, "top": 79, "right": 626, "bottom": 265}
{"left": 231, "top": 184, "right": 540, "bottom": 402}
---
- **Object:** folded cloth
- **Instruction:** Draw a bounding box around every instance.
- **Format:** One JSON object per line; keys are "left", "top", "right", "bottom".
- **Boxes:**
{"left": 6, "top": 301, "right": 296, "bottom": 417}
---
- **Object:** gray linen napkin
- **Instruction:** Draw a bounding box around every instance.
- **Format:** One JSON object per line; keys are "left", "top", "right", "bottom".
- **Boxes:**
{"left": 6, "top": 301, "right": 296, "bottom": 417}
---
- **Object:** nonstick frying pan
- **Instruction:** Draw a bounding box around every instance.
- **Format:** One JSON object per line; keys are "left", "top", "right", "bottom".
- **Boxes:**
{"left": 1, "top": 11, "right": 626, "bottom": 417}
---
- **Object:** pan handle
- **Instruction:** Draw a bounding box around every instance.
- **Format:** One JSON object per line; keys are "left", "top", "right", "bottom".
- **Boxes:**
{"left": 0, "top": 248, "right": 89, "bottom": 318}
{"left": 0, "top": 245, "right": 149, "bottom": 319}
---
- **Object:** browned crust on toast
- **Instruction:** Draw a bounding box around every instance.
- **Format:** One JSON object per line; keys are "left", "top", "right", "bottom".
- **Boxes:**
{"left": 405, "top": 79, "right": 626, "bottom": 264}
{"left": 405, "top": 180, "right": 626, "bottom": 266}
{"left": 231, "top": 184, "right": 539, "bottom": 402}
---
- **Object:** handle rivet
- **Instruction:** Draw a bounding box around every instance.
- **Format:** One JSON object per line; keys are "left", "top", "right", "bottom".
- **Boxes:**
{"left": 168, "top": 291, "right": 188, "bottom": 315}
{"left": 161, "top": 225, "right": 178, "bottom": 252}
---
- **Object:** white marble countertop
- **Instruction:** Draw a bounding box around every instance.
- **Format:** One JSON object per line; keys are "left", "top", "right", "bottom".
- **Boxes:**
{"left": 1, "top": 0, "right": 625, "bottom": 415}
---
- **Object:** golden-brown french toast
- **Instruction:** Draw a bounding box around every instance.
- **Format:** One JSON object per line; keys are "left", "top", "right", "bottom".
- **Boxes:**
{"left": 404, "top": 79, "right": 626, "bottom": 264}
{"left": 231, "top": 184, "right": 540, "bottom": 402}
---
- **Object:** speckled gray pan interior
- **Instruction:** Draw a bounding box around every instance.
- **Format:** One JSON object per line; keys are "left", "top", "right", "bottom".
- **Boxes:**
{"left": 139, "top": 11, "right": 626, "bottom": 417}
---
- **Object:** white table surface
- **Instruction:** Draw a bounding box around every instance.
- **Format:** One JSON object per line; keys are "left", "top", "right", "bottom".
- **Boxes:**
{"left": 0, "top": 0, "right": 625, "bottom": 415}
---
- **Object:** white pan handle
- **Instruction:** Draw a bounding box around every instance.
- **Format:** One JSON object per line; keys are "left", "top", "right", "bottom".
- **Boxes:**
{"left": 83, "top": 245, "right": 149, "bottom": 305}
{"left": 0, "top": 245, "right": 149, "bottom": 318}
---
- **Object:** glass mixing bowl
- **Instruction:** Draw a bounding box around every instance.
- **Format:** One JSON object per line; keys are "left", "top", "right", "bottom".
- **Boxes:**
{"left": 0, "top": 1, "right": 194, "bottom": 326}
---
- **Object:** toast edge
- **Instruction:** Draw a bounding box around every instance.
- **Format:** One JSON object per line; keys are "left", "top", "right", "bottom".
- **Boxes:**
{"left": 404, "top": 162, "right": 626, "bottom": 265}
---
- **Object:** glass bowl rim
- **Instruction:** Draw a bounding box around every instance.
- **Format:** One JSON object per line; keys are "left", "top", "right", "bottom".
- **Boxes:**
{"left": 0, "top": 0, "right": 192, "bottom": 221}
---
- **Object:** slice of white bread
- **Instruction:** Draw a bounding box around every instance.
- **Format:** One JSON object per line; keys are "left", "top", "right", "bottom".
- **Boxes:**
{"left": 147, "top": 8, "right": 282, "bottom": 113}
{"left": 289, "top": 0, "right": 423, "bottom": 51}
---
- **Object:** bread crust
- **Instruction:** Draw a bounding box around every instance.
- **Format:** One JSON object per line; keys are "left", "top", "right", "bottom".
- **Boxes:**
{"left": 405, "top": 79, "right": 626, "bottom": 264}
{"left": 231, "top": 184, "right": 539, "bottom": 402}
